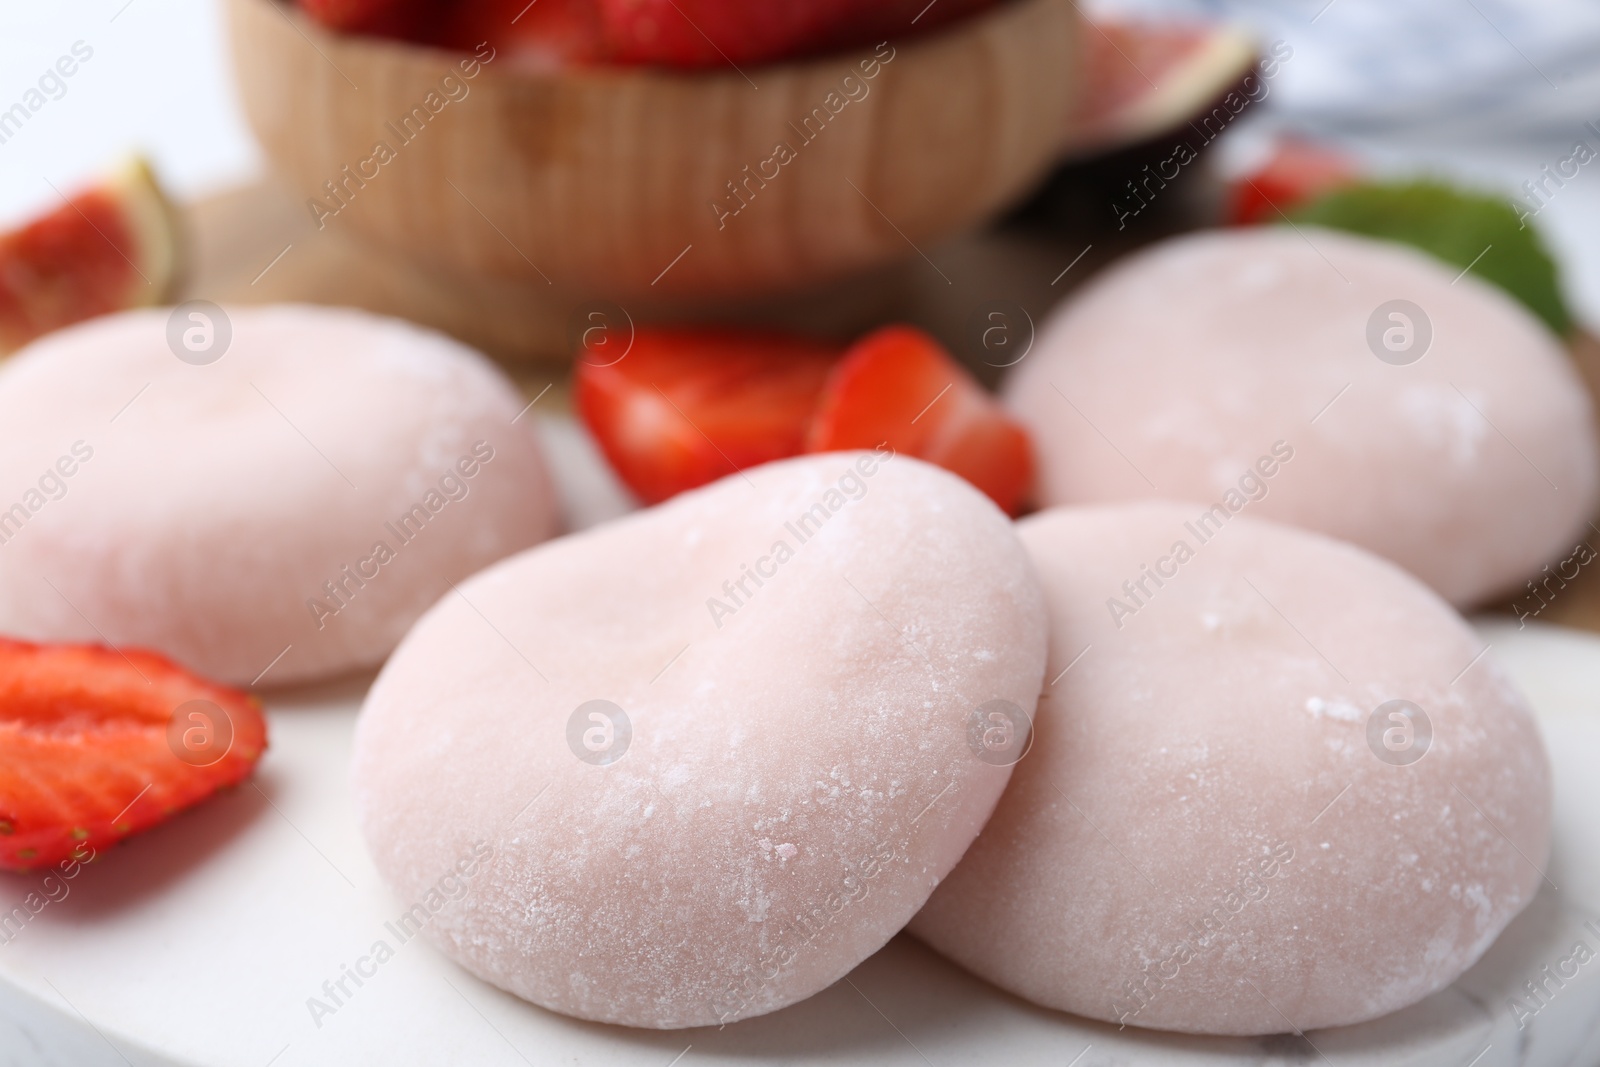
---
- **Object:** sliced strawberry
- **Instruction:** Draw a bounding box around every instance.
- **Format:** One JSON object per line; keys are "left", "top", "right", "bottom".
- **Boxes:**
{"left": 1228, "top": 139, "right": 1361, "bottom": 225}
{"left": 805, "top": 325, "right": 1033, "bottom": 515}
{"left": 434, "top": 0, "right": 612, "bottom": 67}
{"left": 0, "top": 639, "right": 267, "bottom": 873}
{"left": 575, "top": 328, "right": 841, "bottom": 505}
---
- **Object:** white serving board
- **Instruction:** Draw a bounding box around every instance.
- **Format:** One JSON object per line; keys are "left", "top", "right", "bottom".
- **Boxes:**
{"left": 3, "top": 618, "right": 1596, "bottom": 1067}
{"left": 1, "top": 422, "right": 1597, "bottom": 1066}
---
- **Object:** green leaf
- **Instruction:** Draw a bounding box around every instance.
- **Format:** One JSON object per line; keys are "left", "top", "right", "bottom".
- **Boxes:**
{"left": 1286, "top": 180, "right": 1573, "bottom": 337}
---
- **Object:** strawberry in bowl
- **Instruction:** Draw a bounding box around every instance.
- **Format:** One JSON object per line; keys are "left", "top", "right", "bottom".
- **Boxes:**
{"left": 293, "top": 0, "right": 1006, "bottom": 67}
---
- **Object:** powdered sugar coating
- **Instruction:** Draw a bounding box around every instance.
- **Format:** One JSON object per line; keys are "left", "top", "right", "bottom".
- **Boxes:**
{"left": 0, "top": 305, "right": 557, "bottom": 685}
{"left": 910, "top": 502, "right": 1551, "bottom": 1035}
{"left": 352, "top": 452, "right": 1047, "bottom": 1028}
{"left": 1004, "top": 227, "right": 1600, "bottom": 606}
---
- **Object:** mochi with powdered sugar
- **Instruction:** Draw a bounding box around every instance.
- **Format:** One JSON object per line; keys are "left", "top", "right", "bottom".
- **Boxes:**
{"left": 1003, "top": 226, "right": 1599, "bottom": 607}
{"left": 0, "top": 305, "right": 558, "bottom": 686}
{"left": 351, "top": 451, "right": 1048, "bottom": 1029}
{"left": 910, "top": 502, "right": 1550, "bottom": 1035}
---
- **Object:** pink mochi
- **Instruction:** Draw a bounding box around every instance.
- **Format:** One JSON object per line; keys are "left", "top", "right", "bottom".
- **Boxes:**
{"left": 1004, "top": 227, "right": 1600, "bottom": 607}
{"left": 910, "top": 502, "right": 1551, "bottom": 1035}
{"left": 352, "top": 452, "right": 1048, "bottom": 1029}
{"left": 0, "top": 305, "right": 557, "bottom": 686}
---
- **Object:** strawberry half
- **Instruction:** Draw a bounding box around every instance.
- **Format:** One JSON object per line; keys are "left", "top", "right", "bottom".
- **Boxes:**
{"left": 0, "top": 638, "right": 267, "bottom": 872}
{"left": 575, "top": 328, "right": 841, "bottom": 504}
{"left": 805, "top": 325, "right": 1033, "bottom": 515}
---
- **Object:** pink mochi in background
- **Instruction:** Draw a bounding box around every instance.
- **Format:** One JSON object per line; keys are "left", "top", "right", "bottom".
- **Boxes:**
{"left": 911, "top": 502, "right": 1551, "bottom": 1035}
{"left": 0, "top": 305, "right": 557, "bottom": 686}
{"left": 352, "top": 452, "right": 1049, "bottom": 1029}
{"left": 1004, "top": 227, "right": 1600, "bottom": 607}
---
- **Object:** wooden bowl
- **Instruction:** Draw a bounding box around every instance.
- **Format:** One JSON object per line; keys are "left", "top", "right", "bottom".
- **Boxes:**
{"left": 226, "top": 0, "right": 1080, "bottom": 301}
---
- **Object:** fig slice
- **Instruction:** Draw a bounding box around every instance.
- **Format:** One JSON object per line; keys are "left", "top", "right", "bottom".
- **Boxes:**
{"left": 0, "top": 155, "right": 180, "bottom": 355}
{"left": 1064, "top": 20, "right": 1259, "bottom": 158}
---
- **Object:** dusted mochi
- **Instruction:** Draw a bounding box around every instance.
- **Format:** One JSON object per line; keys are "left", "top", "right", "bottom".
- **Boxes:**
{"left": 1004, "top": 227, "right": 1600, "bottom": 607}
{"left": 910, "top": 502, "right": 1551, "bottom": 1035}
{"left": 352, "top": 452, "right": 1048, "bottom": 1029}
{"left": 0, "top": 305, "right": 557, "bottom": 686}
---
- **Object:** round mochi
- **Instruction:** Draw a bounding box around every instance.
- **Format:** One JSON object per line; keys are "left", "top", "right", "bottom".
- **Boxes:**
{"left": 352, "top": 451, "right": 1048, "bottom": 1029}
{"left": 910, "top": 502, "right": 1551, "bottom": 1035}
{"left": 1004, "top": 227, "right": 1600, "bottom": 607}
{"left": 0, "top": 305, "right": 557, "bottom": 686}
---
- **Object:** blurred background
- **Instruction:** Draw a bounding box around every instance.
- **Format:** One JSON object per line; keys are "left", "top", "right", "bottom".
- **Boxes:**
{"left": 4, "top": 0, "right": 1600, "bottom": 332}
